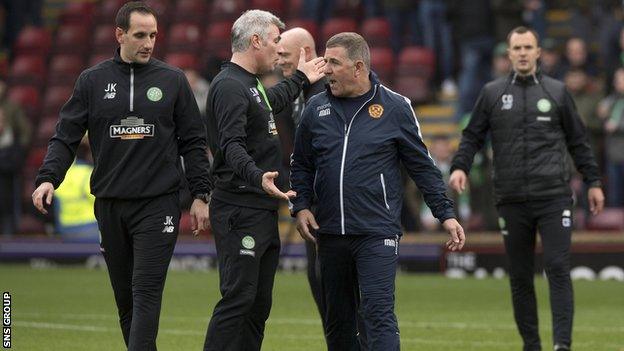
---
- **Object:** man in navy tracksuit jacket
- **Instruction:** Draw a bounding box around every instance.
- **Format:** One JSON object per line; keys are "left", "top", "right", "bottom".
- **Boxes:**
{"left": 290, "top": 32, "right": 466, "bottom": 351}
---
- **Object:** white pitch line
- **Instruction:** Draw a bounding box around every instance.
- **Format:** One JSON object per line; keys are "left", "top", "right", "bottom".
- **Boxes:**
{"left": 13, "top": 320, "right": 624, "bottom": 349}
{"left": 18, "top": 311, "right": 624, "bottom": 334}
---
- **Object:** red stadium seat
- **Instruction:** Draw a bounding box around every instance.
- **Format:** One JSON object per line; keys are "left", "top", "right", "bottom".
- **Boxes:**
{"left": 93, "top": 25, "right": 117, "bottom": 55}
{"left": 394, "top": 75, "right": 432, "bottom": 104}
{"left": 144, "top": 0, "right": 173, "bottom": 25}
{"left": 7, "top": 86, "right": 41, "bottom": 122}
{"left": 7, "top": 85, "right": 40, "bottom": 125}
{"left": 54, "top": 24, "right": 90, "bottom": 53}
{"left": 13, "top": 26, "right": 52, "bottom": 56}
{"left": 210, "top": 0, "right": 246, "bottom": 21}
{"left": 8, "top": 55, "right": 46, "bottom": 87}
{"left": 174, "top": 0, "right": 208, "bottom": 24}
{"left": 42, "top": 86, "right": 73, "bottom": 116}
{"left": 88, "top": 53, "right": 112, "bottom": 67}
{"left": 204, "top": 21, "right": 234, "bottom": 61}
{"left": 321, "top": 18, "right": 357, "bottom": 43}
{"left": 398, "top": 46, "right": 436, "bottom": 79}
{"left": 0, "top": 54, "right": 8, "bottom": 78}
{"left": 332, "top": 0, "right": 364, "bottom": 18}
{"left": 96, "top": 0, "right": 126, "bottom": 24}
{"left": 251, "top": 0, "right": 285, "bottom": 18}
{"left": 59, "top": 1, "right": 95, "bottom": 26}
{"left": 370, "top": 47, "right": 394, "bottom": 85}
{"left": 25, "top": 146, "right": 48, "bottom": 171}
{"left": 283, "top": 0, "right": 304, "bottom": 20}
{"left": 165, "top": 53, "right": 199, "bottom": 70}
{"left": 48, "top": 55, "right": 85, "bottom": 87}
{"left": 361, "top": 17, "right": 391, "bottom": 48}
{"left": 586, "top": 208, "right": 624, "bottom": 231}
{"left": 287, "top": 19, "right": 319, "bottom": 43}
{"left": 18, "top": 214, "right": 46, "bottom": 235}
{"left": 167, "top": 23, "right": 201, "bottom": 54}
{"left": 35, "top": 116, "right": 59, "bottom": 147}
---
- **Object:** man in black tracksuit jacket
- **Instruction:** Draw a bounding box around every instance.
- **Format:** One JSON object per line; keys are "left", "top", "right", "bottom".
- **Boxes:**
{"left": 32, "top": 3, "right": 211, "bottom": 350}
{"left": 450, "top": 27, "right": 604, "bottom": 351}
{"left": 202, "top": 10, "right": 326, "bottom": 351}
{"left": 276, "top": 26, "right": 330, "bottom": 336}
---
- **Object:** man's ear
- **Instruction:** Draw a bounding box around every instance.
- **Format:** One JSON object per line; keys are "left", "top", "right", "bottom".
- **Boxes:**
{"left": 303, "top": 46, "right": 313, "bottom": 61}
{"left": 251, "top": 34, "right": 261, "bottom": 49}
{"left": 115, "top": 27, "right": 125, "bottom": 45}
{"left": 354, "top": 60, "right": 366, "bottom": 77}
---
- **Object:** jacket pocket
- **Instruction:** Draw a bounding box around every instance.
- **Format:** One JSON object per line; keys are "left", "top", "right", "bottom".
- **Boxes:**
{"left": 380, "top": 173, "right": 390, "bottom": 211}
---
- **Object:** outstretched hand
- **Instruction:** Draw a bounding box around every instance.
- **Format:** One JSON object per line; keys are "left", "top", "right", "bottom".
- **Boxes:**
{"left": 261, "top": 171, "right": 296, "bottom": 200}
{"left": 297, "top": 48, "right": 326, "bottom": 84}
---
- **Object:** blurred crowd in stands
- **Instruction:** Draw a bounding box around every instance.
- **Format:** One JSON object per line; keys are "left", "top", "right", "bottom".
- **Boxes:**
{"left": 0, "top": 0, "right": 623, "bottom": 237}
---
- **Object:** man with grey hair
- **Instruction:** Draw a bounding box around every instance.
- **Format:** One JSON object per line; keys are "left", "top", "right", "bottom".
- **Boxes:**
{"left": 290, "top": 32, "right": 465, "bottom": 350}
{"left": 203, "top": 9, "right": 326, "bottom": 351}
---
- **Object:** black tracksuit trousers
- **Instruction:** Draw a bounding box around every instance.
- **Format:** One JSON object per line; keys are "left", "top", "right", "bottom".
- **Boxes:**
{"left": 94, "top": 192, "right": 180, "bottom": 351}
{"left": 497, "top": 197, "right": 574, "bottom": 351}
{"left": 204, "top": 199, "right": 280, "bottom": 351}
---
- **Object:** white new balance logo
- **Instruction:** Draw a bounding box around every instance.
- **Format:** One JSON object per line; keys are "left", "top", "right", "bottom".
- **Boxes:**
{"left": 162, "top": 216, "right": 174, "bottom": 233}
{"left": 103, "top": 83, "right": 117, "bottom": 99}
{"left": 384, "top": 239, "right": 396, "bottom": 248}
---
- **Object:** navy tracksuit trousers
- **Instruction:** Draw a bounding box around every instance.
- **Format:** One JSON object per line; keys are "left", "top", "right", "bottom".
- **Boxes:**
{"left": 318, "top": 233, "right": 400, "bottom": 351}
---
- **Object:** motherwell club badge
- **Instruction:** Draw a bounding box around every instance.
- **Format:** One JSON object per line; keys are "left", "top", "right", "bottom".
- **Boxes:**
{"left": 368, "top": 104, "right": 384, "bottom": 119}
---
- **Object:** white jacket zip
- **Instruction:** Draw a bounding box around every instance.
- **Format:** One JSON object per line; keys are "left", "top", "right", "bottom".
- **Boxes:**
{"left": 339, "top": 85, "right": 379, "bottom": 234}
{"left": 380, "top": 173, "right": 390, "bottom": 210}
{"left": 130, "top": 67, "right": 135, "bottom": 111}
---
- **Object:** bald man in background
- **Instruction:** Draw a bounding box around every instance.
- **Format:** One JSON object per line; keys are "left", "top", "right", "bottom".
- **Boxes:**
{"left": 276, "top": 26, "right": 328, "bottom": 332}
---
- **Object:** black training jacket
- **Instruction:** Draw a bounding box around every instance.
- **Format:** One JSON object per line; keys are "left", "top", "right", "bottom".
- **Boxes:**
{"left": 36, "top": 49, "right": 211, "bottom": 199}
{"left": 206, "top": 62, "right": 308, "bottom": 210}
{"left": 451, "top": 71, "right": 601, "bottom": 204}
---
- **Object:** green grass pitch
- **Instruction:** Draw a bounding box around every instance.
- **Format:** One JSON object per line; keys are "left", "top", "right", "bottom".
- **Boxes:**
{"left": 2, "top": 265, "right": 623, "bottom": 350}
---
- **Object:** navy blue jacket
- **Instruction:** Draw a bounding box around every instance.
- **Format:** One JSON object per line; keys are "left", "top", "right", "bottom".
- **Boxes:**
{"left": 290, "top": 74, "right": 455, "bottom": 236}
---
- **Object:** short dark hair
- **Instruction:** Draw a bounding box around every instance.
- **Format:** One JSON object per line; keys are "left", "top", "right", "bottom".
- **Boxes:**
{"left": 506, "top": 26, "right": 540, "bottom": 46}
{"left": 326, "top": 32, "right": 370, "bottom": 70}
{"left": 115, "top": 1, "right": 157, "bottom": 32}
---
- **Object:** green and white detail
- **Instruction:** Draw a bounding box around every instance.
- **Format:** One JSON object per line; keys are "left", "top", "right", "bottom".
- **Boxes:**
{"left": 537, "top": 98, "right": 551, "bottom": 113}
{"left": 241, "top": 235, "right": 255, "bottom": 249}
{"left": 498, "top": 217, "right": 508, "bottom": 236}
{"left": 146, "top": 87, "right": 163, "bottom": 102}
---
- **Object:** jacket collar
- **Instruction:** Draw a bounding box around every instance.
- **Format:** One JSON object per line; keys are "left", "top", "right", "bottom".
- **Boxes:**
{"left": 113, "top": 48, "right": 153, "bottom": 68}
{"left": 510, "top": 69, "right": 541, "bottom": 86}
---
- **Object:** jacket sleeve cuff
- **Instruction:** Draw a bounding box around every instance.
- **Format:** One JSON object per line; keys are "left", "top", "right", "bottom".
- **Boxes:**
{"left": 587, "top": 179, "right": 602, "bottom": 188}
{"left": 253, "top": 171, "right": 264, "bottom": 190}
{"left": 290, "top": 201, "right": 311, "bottom": 217}
{"left": 293, "top": 70, "right": 311, "bottom": 87}
{"left": 35, "top": 176, "right": 58, "bottom": 189}
{"left": 449, "top": 163, "right": 469, "bottom": 175}
{"left": 436, "top": 208, "right": 456, "bottom": 223}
